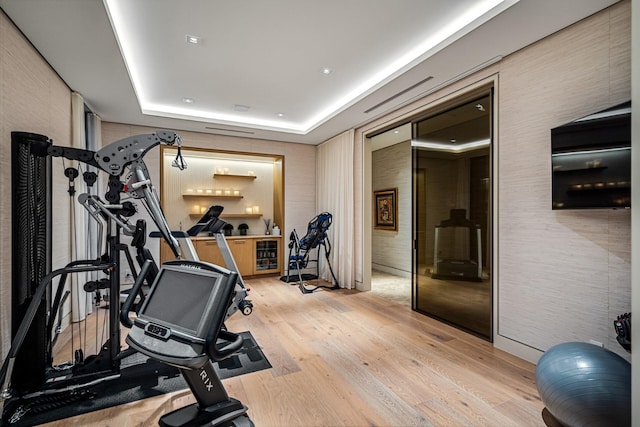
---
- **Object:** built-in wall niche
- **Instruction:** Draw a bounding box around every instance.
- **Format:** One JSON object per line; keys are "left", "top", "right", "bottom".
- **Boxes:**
{"left": 161, "top": 147, "right": 284, "bottom": 236}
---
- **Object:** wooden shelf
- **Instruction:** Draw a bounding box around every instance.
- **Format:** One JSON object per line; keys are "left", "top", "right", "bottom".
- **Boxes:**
{"left": 213, "top": 173, "right": 257, "bottom": 179}
{"left": 189, "top": 213, "right": 262, "bottom": 218}
{"left": 183, "top": 194, "right": 243, "bottom": 199}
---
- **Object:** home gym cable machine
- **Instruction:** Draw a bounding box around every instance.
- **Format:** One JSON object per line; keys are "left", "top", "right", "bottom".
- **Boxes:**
{"left": 0, "top": 130, "right": 252, "bottom": 424}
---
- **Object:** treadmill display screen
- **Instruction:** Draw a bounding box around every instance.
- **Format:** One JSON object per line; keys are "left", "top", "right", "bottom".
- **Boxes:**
{"left": 142, "top": 267, "right": 220, "bottom": 335}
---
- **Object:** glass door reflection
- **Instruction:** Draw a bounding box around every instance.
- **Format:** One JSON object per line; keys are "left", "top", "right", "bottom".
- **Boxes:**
{"left": 412, "top": 94, "right": 492, "bottom": 340}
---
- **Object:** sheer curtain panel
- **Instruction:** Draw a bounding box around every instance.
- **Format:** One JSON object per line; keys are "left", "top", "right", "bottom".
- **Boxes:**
{"left": 316, "top": 130, "right": 355, "bottom": 289}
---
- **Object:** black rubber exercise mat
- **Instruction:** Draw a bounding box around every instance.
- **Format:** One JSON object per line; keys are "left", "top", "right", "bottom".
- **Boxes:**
{"left": 2, "top": 331, "right": 269, "bottom": 426}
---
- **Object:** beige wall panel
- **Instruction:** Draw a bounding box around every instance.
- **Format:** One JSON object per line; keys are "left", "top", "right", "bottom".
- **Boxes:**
{"left": 498, "top": 2, "right": 630, "bottom": 359}
{"left": 1, "top": 10, "right": 72, "bottom": 357}
{"left": 372, "top": 141, "right": 411, "bottom": 275}
{"left": 608, "top": 2, "right": 632, "bottom": 102}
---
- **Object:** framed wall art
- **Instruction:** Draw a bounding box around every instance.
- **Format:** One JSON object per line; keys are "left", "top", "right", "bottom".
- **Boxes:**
{"left": 373, "top": 188, "right": 397, "bottom": 231}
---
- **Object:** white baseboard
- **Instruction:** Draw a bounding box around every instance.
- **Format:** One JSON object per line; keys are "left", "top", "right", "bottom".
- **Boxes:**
{"left": 494, "top": 334, "right": 544, "bottom": 364}
{"left": 372, "top": 264, "right": 411, "bottom": 278}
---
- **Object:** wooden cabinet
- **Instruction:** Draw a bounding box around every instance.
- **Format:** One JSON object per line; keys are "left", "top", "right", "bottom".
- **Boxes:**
{"left": 253, "top": 238, "right": 281, "bottom": 275}
{"left": 194, "top": 238, "right": 251, "bottom": 274}
{"left": 194, "top": 239, "right": 225, "bottom": 266}
{"left": 227, "top": 238, "right": 254, "bottom": 275}
{"left": 189, "top": 236, "right": 281, "bottom": 277}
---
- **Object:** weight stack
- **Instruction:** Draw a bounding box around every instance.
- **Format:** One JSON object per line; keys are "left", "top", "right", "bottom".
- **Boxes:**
{"left": 11, "top": 131, "right": 52, "bottom": 393}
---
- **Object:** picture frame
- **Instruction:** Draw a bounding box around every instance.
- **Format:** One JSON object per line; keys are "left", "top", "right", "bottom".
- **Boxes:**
{"left": 374, "top": 188, "right": 397, "bottom": 231}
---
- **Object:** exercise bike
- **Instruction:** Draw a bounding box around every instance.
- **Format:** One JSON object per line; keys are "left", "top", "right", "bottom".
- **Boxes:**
{"left": 121, "top": 259, "right": 254, "bottom": 426}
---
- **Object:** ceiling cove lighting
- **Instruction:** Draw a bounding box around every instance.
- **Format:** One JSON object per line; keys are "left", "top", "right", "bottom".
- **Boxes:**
{"left": 411, "top": 139, "right": 491, "bottom": 153}
{"left": 103, "top": 0, "right": 519, "bottom": 134}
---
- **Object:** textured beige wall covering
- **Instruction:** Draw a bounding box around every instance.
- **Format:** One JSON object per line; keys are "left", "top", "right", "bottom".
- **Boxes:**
{"left": 0, "top": 10, "right": 72, "bottom": 357}
{"left": 497, "top": 2, "right": 631, "bottom": 359}
{"left": 371, "top": 141, "right": 411, "bottom": 276}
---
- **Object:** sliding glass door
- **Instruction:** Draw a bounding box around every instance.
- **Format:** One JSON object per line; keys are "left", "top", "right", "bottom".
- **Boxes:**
{"left": 412, "top": 92, "right": 493, "bottom": 340}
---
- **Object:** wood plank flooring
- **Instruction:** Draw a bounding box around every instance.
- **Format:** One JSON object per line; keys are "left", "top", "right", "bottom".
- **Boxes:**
{"left": 42, "top": 276, "right": 545, "bottom": 426}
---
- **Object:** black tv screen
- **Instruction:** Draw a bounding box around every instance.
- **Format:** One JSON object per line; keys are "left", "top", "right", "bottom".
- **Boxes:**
{"left": 551, "top": 102, "right": 631, "bottom": 210}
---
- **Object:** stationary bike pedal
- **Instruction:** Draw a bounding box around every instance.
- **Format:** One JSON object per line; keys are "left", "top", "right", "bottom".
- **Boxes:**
{"left": 239, "top": 300, "right": 253, "bottom": 316}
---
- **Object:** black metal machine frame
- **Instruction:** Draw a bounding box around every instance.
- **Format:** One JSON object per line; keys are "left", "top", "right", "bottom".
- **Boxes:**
{"left": 0, "top": 130, "right": 236, "bottom": 424}
{"left": 284, "top": 212, "right": 340, "bottom": 294}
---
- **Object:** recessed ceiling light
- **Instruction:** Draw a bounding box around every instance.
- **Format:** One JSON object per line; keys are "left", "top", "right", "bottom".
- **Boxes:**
{"left": 450, "top": 139, "right": 457, "bottom": 143}
{"left": 393, "top": 130, "right": 400, "bottom": 134}
{"left": 276, "top": 113, "right": 285, "bottom": 117}
{"left": 320, "top": 67, "right": 334, "bottom": 75}
{"left": 183, "top": 97, "right": 194, "bottom": 104}
{"left": 233, "top": 104, "right": 250, "bottom": 112}
{"left": 186, "top": 35, "right": 201, "bottom": 44}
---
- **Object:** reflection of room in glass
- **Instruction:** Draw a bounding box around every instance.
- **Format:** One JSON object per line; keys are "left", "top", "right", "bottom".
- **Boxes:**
{"left": 412, "top": 93, "right": 492, "bottom": 340}
{"left": 551, "top": 100, "right": 631, "bottom": 209}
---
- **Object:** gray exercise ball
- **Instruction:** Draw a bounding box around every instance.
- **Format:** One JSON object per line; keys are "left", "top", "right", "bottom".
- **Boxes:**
{"left": 535, "top": 342, "right": 631, "bottom": 427}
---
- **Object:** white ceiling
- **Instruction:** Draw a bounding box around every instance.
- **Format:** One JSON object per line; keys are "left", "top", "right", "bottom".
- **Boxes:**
{"left": 0, "top": 0, "right": 620, "bottom": 145}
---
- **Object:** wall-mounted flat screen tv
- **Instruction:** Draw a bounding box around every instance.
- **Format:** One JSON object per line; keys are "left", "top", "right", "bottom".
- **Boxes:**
{"left": 551, "top": 101, "right": 631, "bottom": 210}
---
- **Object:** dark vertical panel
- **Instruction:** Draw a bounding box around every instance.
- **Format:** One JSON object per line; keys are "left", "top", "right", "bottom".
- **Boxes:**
{"left": 411, "top": 93, "right": 492, "bottom": 341}
{"left": 11, "top": 131, "right": 51, "bottom": 393}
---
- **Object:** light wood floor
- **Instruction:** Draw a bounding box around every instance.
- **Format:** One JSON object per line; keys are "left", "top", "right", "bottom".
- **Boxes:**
{"left": 42, "top": 276, "right": 545, "bottom": 427}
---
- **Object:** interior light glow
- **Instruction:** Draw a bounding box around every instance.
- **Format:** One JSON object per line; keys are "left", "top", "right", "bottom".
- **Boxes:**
{"left": 147, "top": 103, "right": 301, "bottom": 132}
{"left": 411, "top": 139, "right": 490, "bottom": 152}
{"left": 186, "top": 35, "right": 201, "bottom": 44}
{"left": 574, "top": 107, "right": 631, "bottom": 122}
{"left": 551, "top": 146, "right": 630, "bottom": 157}
{"left": 103, "top": 0, "right": 147, "bottom": 103}
{"left": 103, "top": 0, "right": 519, "bottom": 134}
